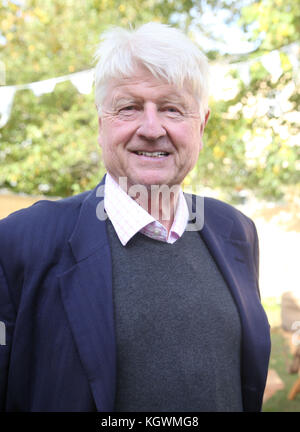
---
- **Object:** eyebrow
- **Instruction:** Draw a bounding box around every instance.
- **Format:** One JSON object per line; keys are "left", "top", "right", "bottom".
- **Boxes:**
{"left": 160, "top": 96, "right": 188, "bottom": 106}
{"left": 112, "top": 96, "right": 138, "bottom": 105}
{"left": 111, "top": 93, "right": 190, "bottom": 109}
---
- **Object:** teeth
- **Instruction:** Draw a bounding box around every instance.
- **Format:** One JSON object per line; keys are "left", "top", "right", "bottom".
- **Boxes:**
{"left": 136, "top": 151, "right": 168, "bottom": 157}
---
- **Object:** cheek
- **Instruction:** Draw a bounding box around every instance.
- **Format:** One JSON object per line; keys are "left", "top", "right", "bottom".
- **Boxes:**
{"left": 103, "top": 120, "right": 136, "bottom": 150}
{"left": 175, "top": 125, "right": 202, "bottom": 154}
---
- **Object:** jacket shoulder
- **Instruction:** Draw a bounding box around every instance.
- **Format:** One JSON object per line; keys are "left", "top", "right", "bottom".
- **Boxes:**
{"left": 203, "top": 196, "right": 257, "bottom": 242}
{"left": 204, "top": 196, "right": 251, "bottom": 220}
{"left": 0, "top": 190, "right": 90, "bottom": 268}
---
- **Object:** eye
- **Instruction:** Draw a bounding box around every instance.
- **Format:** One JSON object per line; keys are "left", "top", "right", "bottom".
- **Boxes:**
{"left": 117, "top": 105, "right": 139, "bottom": 118}
{"left": 163, "top": 106, "right": 183, "bottom": 117}
{"left": 121, "top": 106, "right": 136, "bottom": 111}
{"left": 167, "top": 107, "right": 179, "bottom": 113}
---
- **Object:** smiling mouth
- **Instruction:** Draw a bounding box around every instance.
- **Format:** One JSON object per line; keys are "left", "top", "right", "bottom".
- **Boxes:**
{"left": 134, "top": 151, "right": 170, "bottom": 158}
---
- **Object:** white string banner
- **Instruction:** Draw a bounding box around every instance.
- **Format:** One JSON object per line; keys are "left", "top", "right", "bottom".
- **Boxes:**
{"left": 0, "top": 43, "right": 298, "bottom": 128}
{"left": 0, "top": 69, "right": 94, "bottom": 127}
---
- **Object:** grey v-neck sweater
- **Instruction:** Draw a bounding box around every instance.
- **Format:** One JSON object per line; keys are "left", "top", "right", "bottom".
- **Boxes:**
{"left": 106, "top": 220, "right": 243, "bottom": 412}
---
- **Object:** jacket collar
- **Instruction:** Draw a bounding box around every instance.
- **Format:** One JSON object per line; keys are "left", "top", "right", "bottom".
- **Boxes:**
{"left": 68, "top": 175, "right": 108, "bottom": 263}
{"left": 195, "top": 196, "right": 270, "bottom": 411}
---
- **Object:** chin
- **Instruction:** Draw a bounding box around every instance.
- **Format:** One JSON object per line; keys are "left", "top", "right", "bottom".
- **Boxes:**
{"left": 133, "top": 177, "right": 172, "bottom": 188}
{"left": 130, "top": 170, "right": 173, "bottom": 187}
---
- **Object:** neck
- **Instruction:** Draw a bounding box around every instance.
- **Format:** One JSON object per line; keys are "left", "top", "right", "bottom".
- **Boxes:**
{"left": 114, "top": 176, "right": 181, "bottom": 232}
{"left": 138, "top": 184, "right": 181, "bottom": 233}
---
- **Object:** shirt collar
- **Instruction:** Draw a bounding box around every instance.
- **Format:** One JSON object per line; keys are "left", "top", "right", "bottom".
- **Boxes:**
{"left": 104, "top": 172, "right": 189, "bottom": 246}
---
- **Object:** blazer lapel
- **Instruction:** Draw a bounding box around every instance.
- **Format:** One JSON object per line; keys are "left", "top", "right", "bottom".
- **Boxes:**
{"left": 58, "top": 178, "right": 116, "bottom": 412}
{"left": 186, "top": 195, "right": 270, "bottom": 410}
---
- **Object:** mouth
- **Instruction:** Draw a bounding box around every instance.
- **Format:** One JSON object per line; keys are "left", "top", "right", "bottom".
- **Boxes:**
{"left": 133, "top": 151, "right": 170, "bottom": 158}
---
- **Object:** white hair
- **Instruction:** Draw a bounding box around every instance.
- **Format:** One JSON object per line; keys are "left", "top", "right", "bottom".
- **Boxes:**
{"left": 94, "top": 22, "right": 210, "bottom": 123}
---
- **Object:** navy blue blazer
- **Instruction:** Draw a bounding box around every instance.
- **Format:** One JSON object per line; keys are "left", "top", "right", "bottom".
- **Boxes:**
{"left": 0, "top": 177, "right": 270, "bottom": 412}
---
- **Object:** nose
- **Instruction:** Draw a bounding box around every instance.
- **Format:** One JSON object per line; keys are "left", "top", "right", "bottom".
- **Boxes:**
{"left": 136, "top": 104, "right": 166, "bottom": 141}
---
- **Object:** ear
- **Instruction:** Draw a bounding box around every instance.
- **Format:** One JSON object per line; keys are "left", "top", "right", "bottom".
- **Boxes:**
{"left": 97, "top": 116, "right": 102, "bottom": 147}
{"left": 198, "top": 109, "right": 210, "bottom": 151}
{"left": 200, "top": 109, "right": 210, "bottom": 136}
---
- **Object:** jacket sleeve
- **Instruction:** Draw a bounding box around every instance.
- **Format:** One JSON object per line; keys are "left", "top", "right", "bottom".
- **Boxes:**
{"left": 0, "top": 262, "right": 16, "bottom": 411}
{"left": 250, "top": 218, "right": 261, "bottom": 300}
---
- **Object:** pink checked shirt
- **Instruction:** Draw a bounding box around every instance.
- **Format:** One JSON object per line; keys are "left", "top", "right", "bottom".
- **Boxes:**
{"left": 104, "top": 173, "right": 189, "bottom": 246}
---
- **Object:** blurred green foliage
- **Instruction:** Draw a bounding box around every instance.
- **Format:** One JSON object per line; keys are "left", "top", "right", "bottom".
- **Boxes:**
{"left": 0, "top": 0, "right": 299, "bottom": 199}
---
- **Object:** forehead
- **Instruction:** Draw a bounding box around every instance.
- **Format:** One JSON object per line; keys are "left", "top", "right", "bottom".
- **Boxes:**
{"left": 104, "top": 67, "right": 196, "bottom": 106}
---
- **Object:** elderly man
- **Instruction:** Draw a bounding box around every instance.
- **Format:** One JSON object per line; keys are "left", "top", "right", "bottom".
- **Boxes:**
{"left": 0, "top": 23, "right": 270, "bottom": 412}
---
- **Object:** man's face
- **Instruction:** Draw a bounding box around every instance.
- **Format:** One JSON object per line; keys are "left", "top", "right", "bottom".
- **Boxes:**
{"left": 98, "top": 66, "right": 209, "bottom": 189}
